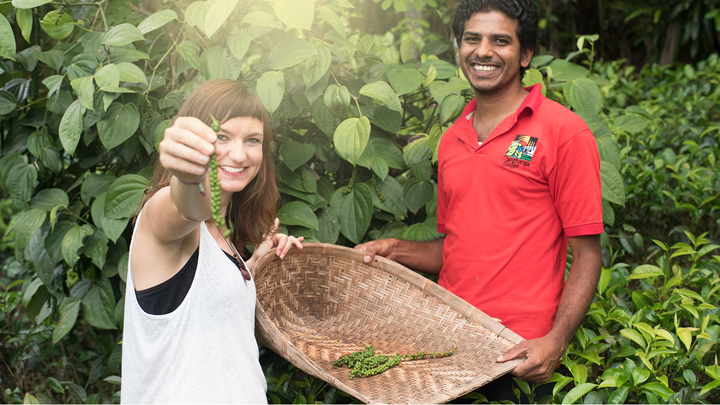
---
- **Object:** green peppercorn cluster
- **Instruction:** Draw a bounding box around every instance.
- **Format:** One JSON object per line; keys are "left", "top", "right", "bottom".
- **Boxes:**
{"left": 208, "top": 116, "right": 229, "bottom": 238}
{"left": 333, "top": 342, "right": 457, "bottom": 379}
{"left": 138, "top": 96, "right": 153, "bottom": 136}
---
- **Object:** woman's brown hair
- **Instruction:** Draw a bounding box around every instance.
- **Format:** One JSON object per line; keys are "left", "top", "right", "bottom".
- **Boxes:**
{"left": 141, "top": 79, "right": 278, "bottom": 252}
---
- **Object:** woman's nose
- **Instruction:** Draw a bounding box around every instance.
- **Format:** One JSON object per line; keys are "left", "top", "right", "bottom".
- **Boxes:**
{"left": 227, "top": 143, "right": 247, "bottom": 162}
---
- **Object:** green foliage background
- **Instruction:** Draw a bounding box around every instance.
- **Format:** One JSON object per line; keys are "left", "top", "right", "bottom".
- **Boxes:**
{"left": 0, "top": 0, "right": 717, "bottom": 403}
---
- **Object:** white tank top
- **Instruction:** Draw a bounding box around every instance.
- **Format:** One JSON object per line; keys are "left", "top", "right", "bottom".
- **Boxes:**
{"left": 121, "top": 209, "right": 267, "bottom": 404}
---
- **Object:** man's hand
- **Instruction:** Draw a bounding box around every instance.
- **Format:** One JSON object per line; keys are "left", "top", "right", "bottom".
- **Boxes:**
{"left": 354, "top": 238, "right": 444, "bottom": 274}
{"left": 497, "top": 333, "right": 566, "bottom": 383}
{"left": 355, "top": 239, "right": 399, "bottom": 263}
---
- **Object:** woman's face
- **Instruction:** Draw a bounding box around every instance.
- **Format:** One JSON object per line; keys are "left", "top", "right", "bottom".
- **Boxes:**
{"left": 214, "top": 116, "right": 264, "bottom": 195}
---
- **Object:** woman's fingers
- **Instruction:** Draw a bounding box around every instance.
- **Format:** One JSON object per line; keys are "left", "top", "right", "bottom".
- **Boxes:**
{"left": 275, "top": 235, "right": 304, "bottom": 259}
{"left": 160, "top": 118, "right": 218, "bottom": 180}
{"left": 174, "top": 116, "right": 217, "bottom": 143}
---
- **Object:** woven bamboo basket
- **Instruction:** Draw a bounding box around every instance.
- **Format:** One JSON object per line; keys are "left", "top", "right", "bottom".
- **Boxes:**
{"left": 253, "top": 243, "right": 526, "bottom": 404}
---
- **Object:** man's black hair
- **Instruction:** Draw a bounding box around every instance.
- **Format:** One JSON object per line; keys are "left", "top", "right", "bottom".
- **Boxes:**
{"left": 452, "top": 0, "right": 539, "bottom": 77}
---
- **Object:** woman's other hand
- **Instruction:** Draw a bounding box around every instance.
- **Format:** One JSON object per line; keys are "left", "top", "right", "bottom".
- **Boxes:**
{"left": 247, "top": 219, "right": 304, "bottom": 268}
{"left": 159, "top": 117, "right": 218, "bottom": 182}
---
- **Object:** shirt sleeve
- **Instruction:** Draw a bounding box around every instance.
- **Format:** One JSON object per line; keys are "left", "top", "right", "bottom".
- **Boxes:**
{"left": 550, "top": 128, "right": 604, "bottom": 237}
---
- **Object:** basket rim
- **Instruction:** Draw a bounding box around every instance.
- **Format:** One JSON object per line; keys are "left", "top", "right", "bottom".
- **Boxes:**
{"left": 253, "top": 242, "right": 525, "bottom": 404}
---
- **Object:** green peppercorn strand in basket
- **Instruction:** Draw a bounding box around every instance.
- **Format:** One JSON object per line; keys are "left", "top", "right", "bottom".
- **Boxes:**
{"left": 333, "top": 342, "right": 456, "bottom": 379}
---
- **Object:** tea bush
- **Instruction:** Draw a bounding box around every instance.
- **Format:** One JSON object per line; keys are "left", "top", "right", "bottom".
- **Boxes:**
{"left": 0, "top": 0, "right": 716, "bottom": 403}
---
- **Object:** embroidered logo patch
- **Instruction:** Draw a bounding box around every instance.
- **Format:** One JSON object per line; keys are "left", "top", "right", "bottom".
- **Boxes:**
{"left": 503, "top": 135, "right": 537, "bottom": 168}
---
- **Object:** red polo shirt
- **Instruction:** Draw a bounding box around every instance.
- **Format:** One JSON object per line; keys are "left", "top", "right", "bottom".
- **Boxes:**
{"left": 436, "top": 84, "right": 603, "bottom": 340}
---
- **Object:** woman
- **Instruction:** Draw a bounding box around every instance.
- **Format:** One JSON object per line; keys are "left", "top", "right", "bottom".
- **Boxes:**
{"left": 121, "top": 79, "right": 302, "bottom": 403}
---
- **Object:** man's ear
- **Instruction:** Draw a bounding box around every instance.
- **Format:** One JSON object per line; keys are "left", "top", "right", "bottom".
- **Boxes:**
{"left": 521, "top": 49, "right": 534, "bottom": 68}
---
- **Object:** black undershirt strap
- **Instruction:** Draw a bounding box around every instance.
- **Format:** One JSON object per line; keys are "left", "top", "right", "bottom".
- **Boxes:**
{"left": 135, "top": 247, "right": 238, "bottom": 315}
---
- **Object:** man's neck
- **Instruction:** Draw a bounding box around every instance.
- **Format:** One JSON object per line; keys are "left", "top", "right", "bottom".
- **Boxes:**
{"left": 472, "top": 82, "right": 529, "bottom": 142}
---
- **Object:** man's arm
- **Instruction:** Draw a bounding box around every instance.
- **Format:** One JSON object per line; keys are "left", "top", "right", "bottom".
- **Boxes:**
{"left": 497, "top": 234, "right": 602, "bottom": 382}
{"left": 354, "top": 237, "right": 444, "bottom": 275}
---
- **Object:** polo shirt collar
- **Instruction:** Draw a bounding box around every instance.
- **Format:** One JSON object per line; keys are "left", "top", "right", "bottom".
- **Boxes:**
{"left": 453, "top": 84, "right": 545, "bottom": 149}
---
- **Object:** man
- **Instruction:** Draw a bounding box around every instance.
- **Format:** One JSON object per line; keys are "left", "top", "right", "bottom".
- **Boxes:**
{"left": 356, "top": 0, "right": 603, "bottom": 400}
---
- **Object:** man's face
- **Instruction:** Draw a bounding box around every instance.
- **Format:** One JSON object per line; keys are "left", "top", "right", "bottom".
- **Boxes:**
{"left": 458, "top": 11, "right": 533, "bottom": 95}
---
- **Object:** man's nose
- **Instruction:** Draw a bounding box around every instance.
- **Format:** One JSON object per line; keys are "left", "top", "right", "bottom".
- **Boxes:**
{"left": 476, "top": 39, "right": 494, "bottom": 59}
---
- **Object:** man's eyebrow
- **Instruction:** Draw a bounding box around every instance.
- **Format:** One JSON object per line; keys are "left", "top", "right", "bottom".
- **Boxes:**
{"left": 462, "top": 31, "right": 514, "bottom": 41}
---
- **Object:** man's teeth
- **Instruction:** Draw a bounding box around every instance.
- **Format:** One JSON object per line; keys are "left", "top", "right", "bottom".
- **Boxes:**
{"left": 220, "top": 166, "right": 245, "bottom": 173}
{"left": 474, "top": 65, "right": 498, "bottom": 71}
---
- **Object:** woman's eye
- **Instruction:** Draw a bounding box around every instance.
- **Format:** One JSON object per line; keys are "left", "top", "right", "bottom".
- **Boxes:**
{"left": 247, "top": 138, "right": 262, "bottom": 145}
{"left": 217, "top": 134, "right": 229, "bottom": 141}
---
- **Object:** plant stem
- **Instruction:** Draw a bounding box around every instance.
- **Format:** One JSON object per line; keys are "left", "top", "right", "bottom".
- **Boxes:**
{"left": 145, "top": 24, "right": 186, "bottom": 95}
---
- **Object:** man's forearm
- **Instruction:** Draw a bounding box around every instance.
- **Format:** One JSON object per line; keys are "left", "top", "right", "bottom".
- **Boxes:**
{"left": 548, "top": 235, "right": 602, "bottom": 347}
{"left": 389, "top": 237, "right": 444, "bottom": 274}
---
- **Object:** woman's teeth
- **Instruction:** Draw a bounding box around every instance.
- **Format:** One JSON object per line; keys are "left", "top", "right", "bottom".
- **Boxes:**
{"left": 221, "top": 166, "right": 245, "bottom": 173}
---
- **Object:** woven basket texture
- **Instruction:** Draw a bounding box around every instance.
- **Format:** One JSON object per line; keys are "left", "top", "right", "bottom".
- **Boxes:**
{"left": 254, "top": 243, "right": 525, "bottom": 404}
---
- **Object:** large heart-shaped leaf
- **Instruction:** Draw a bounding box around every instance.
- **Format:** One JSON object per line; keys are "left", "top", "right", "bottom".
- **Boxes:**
{"left": 62, "top": 224, "right": 94, "bottom": 267}
{"left": 94, "top": 64, "right": 120, "bottom": 89}
{"left": 330, "top": 183, "right": 373, "bottom": 244}
{"left": 256, "top": 71, "right": 285, "bottom": 115}
{"left": 277, "top": 201, "right": 319, "bottom": 229}
{"left": 16, "top": 8, "right": 33, "bottom": 44}
{"left": 403, "top": 136, "right": 432, "bottom": 166}
{"left": 600, "top": 161, "right": 625, "bottom": 206}
{"left": 268, "top": 38, "right": 316, "bottom": 70}
{"left": 359, "top": 81, "right": 402, "bottom": 112}
{"left": 324, "top": 85, "right": 351, "bottom": 118}
{"left": 53, "top": 297, "right": 81, "bottom": 344}
{"left": 12, "top": 0, "right": 53, "bottom": 7}
{"left": 104, "top": 174, "right": 149, "bottom": 219}
{"left": 439, "top": 94, "right": 465, "bottom": 124}
{"left": 386, "top": 64, "right": 423, "bottom": 95}
{"left": 81, "top": 173, "right": 117, "bottom": 204}
{"left": 40, "top": 11, "right": 74, "bottom": 40}
{"left": 333, "top": 117, "right": 370, "bottom": 166}
{"left": 7, "top": 161, "right": 37, "bottom": 209}
{"left": 228, "top": 29, "right": 251, "bottom": 62}
{"left": 185, "top": 1, "right": 210, "bottom": 32}
{"left": 314, "top": 208, "right": 340, "bottom": 244}
{"left": 59, "top": 100, "right": 86, "bottom": 155}
{"left": 563, "top": 78, "right": 602, "bottom": 117}
{"left": 280, "top": 139, "right": 316, "bottom": 171}
{"left": 549, "top": 59, "right": 589, "bottom": 82}
{"left": 274, "top": 0, "right": 315, "bottom": 30}
{"left": 83, "top": 230, "right": 109, "bottom": 269}
{"left": 403, "top": 178, "right": 434, "bottom": 213}
{"left": 368, "top": 176, "right": 406, "bottom": 217}
{"left": 0, "top": 91, "right": 17, "bottom": 115}
{"left": 70, "top": 76, "right": 95, "bottom": 111}
{"left": 116, "top": 62, "right": 147, "bottom": 84}
{"left": 138, "top": 10, "right": 177, "bottom": 34}
{"left": 312, "top": 101, "right": 340, "bottom": 138}
{"left": 12, "top": 209, "right": 46, "bottom": 250}
{"left": 82, "top": 283, "right": 116, "bottom": 330}
{"left": 205, "top": 0, "right": 239, "bottom": 38}
{"left": 303, "top": 44, "right": 332, "bottom": 88}
{"left": 318, "top": 6, "right": 345, "bottom": 39}
{"left": 102, "top": 23, "right": 144, "bottom": 47}
{"left": 97, "top": 102, "right": 140, "bottom": 150}
{"left": 31, "top": 189, "right": 69, "bottom": 211}
{"left": 202, "top": 47, "right": 241, "bottom": 80}
{"left": 0, "top": 15, "right": 15, "bottom": 59}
